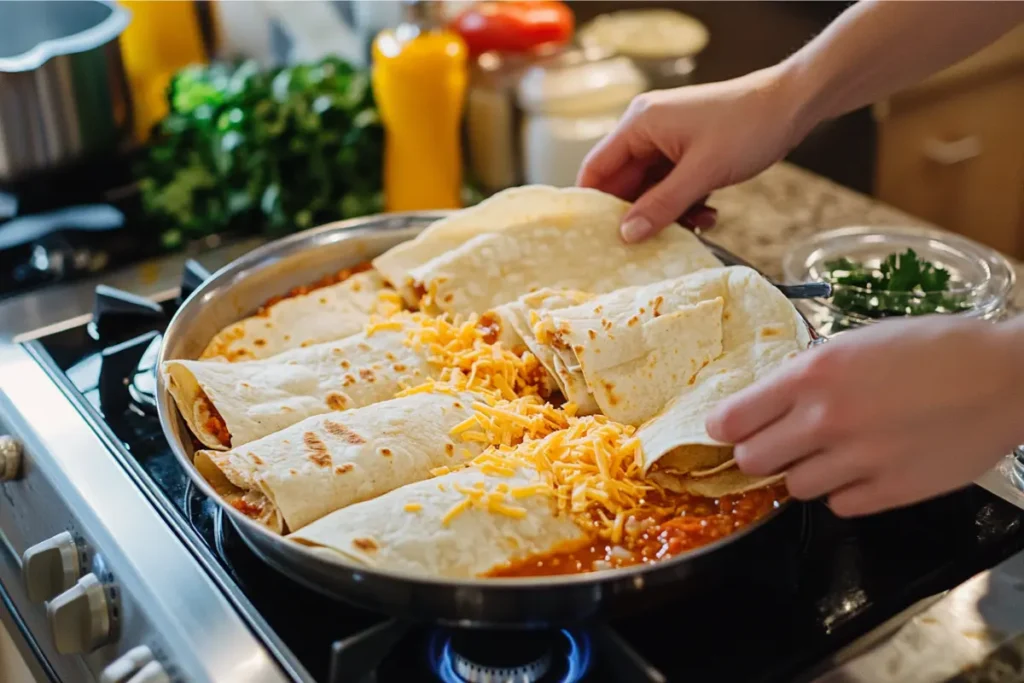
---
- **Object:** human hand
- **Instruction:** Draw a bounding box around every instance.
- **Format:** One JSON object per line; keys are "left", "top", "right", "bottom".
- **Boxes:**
{"left": 705, "top": 316, "right": 1024, "bottom": 517}
{"left": 577, "top": 65, "right": 811, "bottom": 242}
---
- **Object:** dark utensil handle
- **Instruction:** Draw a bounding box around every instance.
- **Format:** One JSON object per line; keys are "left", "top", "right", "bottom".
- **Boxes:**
{"left": 776, "top": 282, "right": 833, "bottom": 299}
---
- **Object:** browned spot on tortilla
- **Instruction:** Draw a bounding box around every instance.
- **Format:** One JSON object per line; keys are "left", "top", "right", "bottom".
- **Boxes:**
{"left": 385, "top": 351, "right": 396, "bottom": 361}
{"left": 352, "top": 281, "right": 362, "bottom": 292}
{"left": 443, "top": 293, "right": 454, "bottom": 303}
{"left": 265, "top": 322, "right": 273, "bottom": 329}
{"left": 319, "top": 297, "right": 328, "bottom": 304}
{"left": 304, "top": 432, "right": 332, "bottom": 467}
{"left": 289, "top": 468, "right": 298, "bottom": 475}
{"left": 331, "top": 347, "right": 343, "bottom": 355}
{"left": 594, "top": 305, "right": 603, "bottom": 314}
{"left": 557, "top": 322, "right": 571, "bottom": 334}
{"left": 601, "top": 318, "right": 613, "bottom": 331}
{"left": 380, "top": 447, "right": 393, "bottom": 457}
{"left": 325, "top": 392, "right": 349, "bottom": 411}
{"left": 688, "top": 374, "right": 698, "bottom": 385}
{"left": 301, "top": 340, "right": 314, "bottom": 348}
{"left": 587, "top": 329, "right": 597, "bottom": 340}
{"left": 723, "top": 311, "right": 731, "bottom": 321}
{"left": 340, "top": 359, "right": 351, "bottom": 369}
{"left": 335, "top": 463, "right": 354, "bottom": 475}
{"left": 601, "top": 380, "right": 620, "bottom": 407}
{"left": 652, "top": 295, "right": 664, "bottom": 317}
{"left": 445, "top": 443, "right": 454, "bottom": 457}
{"left": 393, "top": 363, "right": 407, "bottom": 372}
{"left": 639, "top": 307, "right": 646, "bottom": 314}
{"left": 359, "top": 368, "right": 376, "bottom": 383}
{"left": 281, "top": 406, "right": 294, "bottom": 413}
{"left": 572, "top": 344, "right": 584, "bottom": 354}
{"left": 240, "top": 382, "right": 250, "bottom": 388}
{"left": 248, "top": 453, "right": 264, "bottom": 466}
{"left": 760, "top": 325, "right": 782, "bottom": 338}
{"left": 287, "top": 360, "right": 298, "bottom": 365}
{"left": 324, "top": 420, "right": 365, "bottom": 444}
{"left": 342, "top": 374, "right": 356, "bottom": 387}
{"left": 284, "top": 334, "right": 292, "bottom": 341}
{"left": 627, "top": 315, "right": 639, "bottom": 327}
{"left": 352, "top": 537, "right": 379, "bottom": 552}
{"left": 453, "top": 401, "right": 463, "bottom": 409}
{"left": 358, "top": 342, "right": 372, "bottom": 352}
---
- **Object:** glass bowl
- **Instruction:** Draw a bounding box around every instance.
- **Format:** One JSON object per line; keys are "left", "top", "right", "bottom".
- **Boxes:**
{"left": 782, "top": 225, "right": 1016, "bottom": 336}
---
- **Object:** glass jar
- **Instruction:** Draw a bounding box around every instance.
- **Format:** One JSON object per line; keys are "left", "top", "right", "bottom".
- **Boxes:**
{"left": 782, "top": 225, "right": 1016, "bottom": 337}
{"left": 515, "top": 46, "right": 647, "bottom": 188}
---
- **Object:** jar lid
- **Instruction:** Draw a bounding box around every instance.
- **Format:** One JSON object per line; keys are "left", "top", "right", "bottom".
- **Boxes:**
{"left": 516, "top": 46, "right": 647, "bottom": 116}
{"left": 782, "top": 225, "right": 1016, "bottom": 335}
{"left": 577, "top": 9, "right": 709, "bottom": 60}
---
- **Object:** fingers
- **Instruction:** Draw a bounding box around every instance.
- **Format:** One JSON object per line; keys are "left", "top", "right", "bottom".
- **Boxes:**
{"left": 620, "top": 149, "right": 718, "bottom": 242}
{"left": 681, "top": 204, "right": 718, "bottom": 230}
{"left": 783, "top": 447, "right": 870, "bottom": 501}
{"left": 732, "top": 405, "right": 821, "bottom": 476}
{"left": 705, "top": 369, "right": 799, "bottom": 445}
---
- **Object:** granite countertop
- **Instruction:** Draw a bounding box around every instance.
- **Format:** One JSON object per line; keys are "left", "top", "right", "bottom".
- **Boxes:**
{"left": 708, "top": 162, "right": 1024, "bottom": 313}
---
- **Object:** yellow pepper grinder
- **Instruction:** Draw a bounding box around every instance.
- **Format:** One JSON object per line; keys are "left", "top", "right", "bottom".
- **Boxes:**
{"left": 372, "top": 0, "right": 468, "bottom": 212}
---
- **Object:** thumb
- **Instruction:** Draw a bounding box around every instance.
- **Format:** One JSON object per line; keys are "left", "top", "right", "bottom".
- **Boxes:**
{"left": 620, "top": 154, "right": 716, "bottom": 243}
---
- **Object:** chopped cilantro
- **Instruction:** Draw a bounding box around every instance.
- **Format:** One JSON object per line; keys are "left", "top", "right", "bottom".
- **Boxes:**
{"left": 822, "top": 248, "right": 970, "bottom": 319}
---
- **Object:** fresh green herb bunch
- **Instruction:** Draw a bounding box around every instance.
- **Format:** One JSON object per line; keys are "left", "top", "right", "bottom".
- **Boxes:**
{"left": 137, "top": 57, "right": 384, "bottom": 249}
{"left": 823, "top": 248, "right": 971, "bottom": 319}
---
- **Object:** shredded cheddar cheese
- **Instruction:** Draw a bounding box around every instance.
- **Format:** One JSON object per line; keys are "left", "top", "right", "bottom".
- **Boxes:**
{"left": 404, "top": 502, "right": 422, "bottom": 513}
{"left": 440, "top": 479, "right": 531, "bottom": 526}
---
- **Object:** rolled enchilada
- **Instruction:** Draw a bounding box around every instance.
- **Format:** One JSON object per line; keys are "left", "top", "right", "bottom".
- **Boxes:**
{"left": 196, "top": 391, "right": 486, "bottom": 533}
{"left": 199, "top": 268, "right": 391, "bottom": 362}
{"left": 163, "top": 325, "right": 438, "bottom": 450}
{"left": 372, "top": 185, "right": 722, "bottom": 316}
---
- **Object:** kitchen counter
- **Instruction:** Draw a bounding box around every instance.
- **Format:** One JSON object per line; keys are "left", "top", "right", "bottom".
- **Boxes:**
{"left": 709, "top": 162, "right": 1024, "bottom": 312}
{"left": 0, "top": 161, "right": 1020, "bottom": 343}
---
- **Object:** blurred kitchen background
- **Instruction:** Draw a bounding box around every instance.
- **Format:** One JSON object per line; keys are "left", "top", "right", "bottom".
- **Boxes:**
{"left": 0, "top": 0, "right": 1021, "bottom": 304}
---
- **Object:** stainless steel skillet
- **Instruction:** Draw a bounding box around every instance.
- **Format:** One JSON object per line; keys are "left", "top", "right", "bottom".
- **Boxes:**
{"left": 157, "top": 212, "right": 814, "bottom": 627}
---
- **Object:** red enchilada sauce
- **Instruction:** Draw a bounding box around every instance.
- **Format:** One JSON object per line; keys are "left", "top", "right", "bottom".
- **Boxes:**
{"left": 487, "top": 484, "right": 786, "bottom": 578}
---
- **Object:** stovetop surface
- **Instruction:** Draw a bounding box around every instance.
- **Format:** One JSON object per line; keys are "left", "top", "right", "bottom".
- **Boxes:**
{"left": 25, "top": 282, "right": 1024, "bottom": 683}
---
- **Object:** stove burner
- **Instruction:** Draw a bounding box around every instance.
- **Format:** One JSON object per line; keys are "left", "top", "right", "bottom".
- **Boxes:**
{"left": 90, "top": 283, "right": 165, "bottom": 341}
{"left": 127, "top": 334, "right": 162, "bottom": 414}
{"left": 180, "top": 258, "right": 211, "bottom": 302}
{"left": 431, "top": 630, "right": 589, "bottom": 683}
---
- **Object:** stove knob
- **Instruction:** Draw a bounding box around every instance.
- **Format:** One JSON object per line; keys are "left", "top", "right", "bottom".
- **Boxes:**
{"left": 22, "top": 531, "right": 81, "bottom": 602}
{"left": 47, "top": 573, "right": 115, "bottom": 655}
{"left": 100, "top": 645, "right": 156, "bottom": 683}
{"left": 0, "top": 435, "right": 22, "bottom": 481}
{"left": 126, "top": 661, "right": 170, "bottom": 683}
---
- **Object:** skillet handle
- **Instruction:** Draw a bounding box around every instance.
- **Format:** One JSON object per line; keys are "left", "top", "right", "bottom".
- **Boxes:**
{"left": 776, "top": 282, "right": 833, "bottom": 300}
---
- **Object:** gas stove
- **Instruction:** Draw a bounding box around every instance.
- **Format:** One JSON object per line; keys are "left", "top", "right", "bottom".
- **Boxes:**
{"left": 2, "top": 263, "right": 1024, "bottom": 683}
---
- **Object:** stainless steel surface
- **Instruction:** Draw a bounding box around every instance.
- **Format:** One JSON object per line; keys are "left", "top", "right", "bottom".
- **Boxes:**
{"left": 812, "top": 550, "right": 1024, "bottom": 682}
{"left": 157, "top": 211, "right": 803, "bottom": 625}
{"left": 777, "top": 281, "right": 833, "bottom": 300}
{"left": 0, "top": 343, "right": 294, "bottom": 682}
{"left": 0, "top": 235, "right": 265, "bottom": 343}
{"left": 0, "top": 0, "right": 132, "bottom": 180}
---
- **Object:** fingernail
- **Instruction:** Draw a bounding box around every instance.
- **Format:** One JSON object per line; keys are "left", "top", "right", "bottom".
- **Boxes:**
{"left": 621, "top": 216, "right": 652, "bottom": 243}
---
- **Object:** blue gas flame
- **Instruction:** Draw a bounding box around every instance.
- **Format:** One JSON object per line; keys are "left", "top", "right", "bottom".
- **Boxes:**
{"left": 429, "top": 629, "right": 591, "bottom": 683}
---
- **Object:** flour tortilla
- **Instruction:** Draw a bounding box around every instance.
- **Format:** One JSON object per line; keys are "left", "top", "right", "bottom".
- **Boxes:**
{"left": 199, "top": 270, "right": 389, "bottom": 362}
{"left": 495, "top": 288, "right": 598, "bottom": 412}
{"left": 289, "top": 466, "right": 587, "bottom": 578}
{"left": 196, "top": 391, "right": 484, "bottom": 534}
{"left": 163, "top": 322, "right": 438, "bottom": 450}
{"left": 371, "top": 185, "right": 721, "bottom": 314}
{"left": 508, "top": 266, "right": 810, "bottom": 496}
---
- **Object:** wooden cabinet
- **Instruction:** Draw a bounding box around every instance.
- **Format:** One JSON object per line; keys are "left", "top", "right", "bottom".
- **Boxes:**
{"left": 874, "top": 26, "right": 1024, "bottom": 258}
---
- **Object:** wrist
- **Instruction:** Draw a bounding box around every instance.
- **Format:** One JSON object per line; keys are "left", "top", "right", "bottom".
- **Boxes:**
{"left": 765, "top": 57, "right": 826, "bottom": 150}
{"left": 999, "top": 316, "right": 1024, "bottom": 410}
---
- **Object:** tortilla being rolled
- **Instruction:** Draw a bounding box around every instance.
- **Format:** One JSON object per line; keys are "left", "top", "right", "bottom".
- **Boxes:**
{"left": 163, "top": 327, "right": 438, "bottom": 450}
{"left": 506, "top": 266, "right": 810, "bottom": 495}
{"left": 196, "top": 391, "right": 484, "bottom": 533}
{"left": 372, "top": 185, "right": 721, "bottom": 315}
{"left": 290, "top": 466, "right": 587, "bottom": 578}
{"left": 199, "top": 270, "right": 390, "bottom": 362}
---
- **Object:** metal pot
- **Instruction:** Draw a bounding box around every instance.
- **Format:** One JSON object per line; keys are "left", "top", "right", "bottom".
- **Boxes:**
{"left": 0, "top": 0, "right": 132, "bottom": 181}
